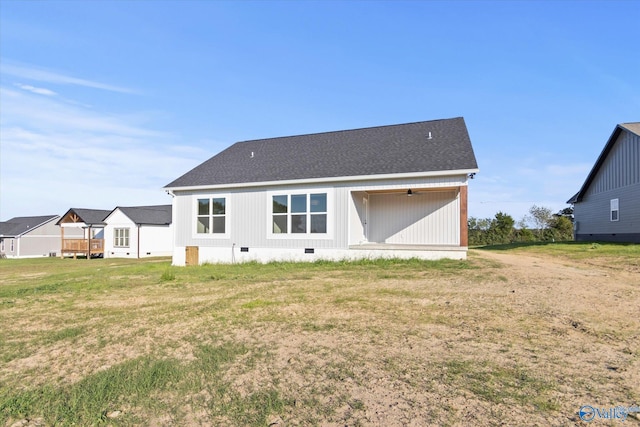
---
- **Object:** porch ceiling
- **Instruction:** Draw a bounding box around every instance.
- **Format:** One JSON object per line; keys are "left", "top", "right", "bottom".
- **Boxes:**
{"left": 361, "top": 186, "right": 460, "bottom": 195}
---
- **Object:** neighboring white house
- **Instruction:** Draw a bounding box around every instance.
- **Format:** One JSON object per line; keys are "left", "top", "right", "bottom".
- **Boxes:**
{"left": 0, "top": 215, "right": 77, "bottom": 258}
{"left": 568, "top": 122, "right": 640, "bottom": 243}
{"left": 165, "top": 117, "right": 479, "bottom": 265}
{"left": 103, "top": 205, "right": 173, "bottom": 258}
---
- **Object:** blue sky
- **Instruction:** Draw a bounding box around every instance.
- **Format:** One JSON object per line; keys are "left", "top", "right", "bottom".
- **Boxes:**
{"left": 1, "top": 0, "right": 638, "bottom": 223}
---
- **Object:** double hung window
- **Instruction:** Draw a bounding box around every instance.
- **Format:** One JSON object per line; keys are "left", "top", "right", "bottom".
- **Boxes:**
{"left": 272, "top": 193, "right": 327, "bottom": 235}
{"left": 114, "top": 228, "right": 130, "bottom": 247}
{"left": 610, "top": 198, "right": 619, "bottom": 222}
{"left": 197, "top": 197, "right": 226, "bottom": 234}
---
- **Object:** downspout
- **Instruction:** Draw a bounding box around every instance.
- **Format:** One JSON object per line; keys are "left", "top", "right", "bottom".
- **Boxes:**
{"left": 166, "top": 189, "right": 176, "bottom": 265}
{"left": 137, "top": 224, "right": 141, "bottom": 259}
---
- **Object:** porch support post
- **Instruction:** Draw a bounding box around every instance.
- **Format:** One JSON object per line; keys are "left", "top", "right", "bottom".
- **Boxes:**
{"left": 60, "top": 226, "right": 64, "bottom": 258}
{"left": 459, "top": 185, "right": 468, "bottom": 247}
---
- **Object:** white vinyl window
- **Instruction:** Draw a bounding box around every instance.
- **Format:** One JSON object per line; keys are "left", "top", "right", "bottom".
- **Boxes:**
{"left": 610, "top": 199, "right": 619, "bottom": 222}
{"left": 114, "top": 228, "right": 130, "bottom": 247}
{"left": 269, "top": 191, "right": 330, "bottom": 237}
{"left": 194, "top": 195, "right": 230, "bottom": 238}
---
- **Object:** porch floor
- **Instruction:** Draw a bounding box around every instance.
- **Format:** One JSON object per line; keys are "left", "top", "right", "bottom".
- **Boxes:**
{"left": 349, "top": 243, "right": 466, "bottom": 251}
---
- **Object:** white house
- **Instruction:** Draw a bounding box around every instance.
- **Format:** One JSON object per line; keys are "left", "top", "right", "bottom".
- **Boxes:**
{"left": 165, "top": 117, "right": 479, "bottom": 265}
{"left": 103, "top": 205, "right": 173, "bottom": 258}
{"left": 568, "top": 122, "right": 640, "bottom": 243}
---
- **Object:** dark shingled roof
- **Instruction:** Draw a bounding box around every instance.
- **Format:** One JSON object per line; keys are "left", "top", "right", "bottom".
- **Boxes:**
{"left": 567, "top": 122, "right": 640, "bottom": 204}
{"left": 56, "top": 208, "right": 112, "bottom": 226}
{"left": 0, "top": 215, "right": 59, "bottom": 237}
{"left": 166, "top": 117, "right": 478, "bottom": 189}
{"left": 110, "top": 205, "right": 172, "bottom": 226}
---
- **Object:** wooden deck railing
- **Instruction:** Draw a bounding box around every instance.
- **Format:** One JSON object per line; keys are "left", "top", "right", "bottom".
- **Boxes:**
{"left": 62, "top": 239, "right": 104, "bottom": 254}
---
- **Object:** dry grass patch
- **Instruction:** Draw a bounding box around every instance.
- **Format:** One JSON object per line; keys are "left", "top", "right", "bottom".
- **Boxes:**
{"left": 1, "top": 249, "right": 639, "bottom": 426}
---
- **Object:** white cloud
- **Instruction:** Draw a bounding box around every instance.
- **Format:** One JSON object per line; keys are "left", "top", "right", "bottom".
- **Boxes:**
{"left": 1, "top": 87, "right": 164, "bottom": 138}
{"left": 0, "top": 75, "right": 207, "bottom": 220}
{"left": 14, "top": 83, "right": 57, "bottom": 96}
{"left": 1, "top": 62, "right": 136, "bottom": 94}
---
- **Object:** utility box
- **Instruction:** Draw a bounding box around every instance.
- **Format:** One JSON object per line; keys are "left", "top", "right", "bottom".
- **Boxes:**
{"left": 185, "top": 246, "right": 199, "bottom": 266}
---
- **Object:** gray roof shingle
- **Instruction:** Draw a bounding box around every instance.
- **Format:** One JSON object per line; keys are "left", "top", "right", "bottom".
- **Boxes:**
{"left": 166, "top": 117, "right": 478, "bottom": 189}
{"left": 112, "top": 205, "right": 172, "bottom": 225}
{"left": 0, "top": 215, "right": 59, "bottom": 237}
{"left": 56, "top": 208, "right": 112, "bottom": 226}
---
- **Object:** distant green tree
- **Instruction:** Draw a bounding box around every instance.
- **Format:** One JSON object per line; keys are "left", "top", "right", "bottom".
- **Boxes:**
{"left": 514, "top": 227, "right": 536, "bottom": 243}
{"left": 513, "top": 216, "right": 533, "bottom": 242}
{"left": 529, "top": 205, "right": 553, "bottom": 239}
{"left": 489, "top": 212, "right": 515, "bottom": 244}
{"left": 468, "top": 217, "right": 492, "bottom": 246}
{"left": 549, "top": 215, "right": 574, "bottom": 241}
{"left": 556, "top": 207, "right": 574, "bottom": 221}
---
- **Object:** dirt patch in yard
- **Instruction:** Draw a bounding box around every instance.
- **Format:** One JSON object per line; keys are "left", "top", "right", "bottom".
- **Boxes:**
{"left": 220, "top": 250, "right": 640, "bottom": 426}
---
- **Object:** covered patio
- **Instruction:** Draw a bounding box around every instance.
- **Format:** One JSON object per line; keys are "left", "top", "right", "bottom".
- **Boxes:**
{"left": 349, "top": 185, "right": 468, "bottom": 249}
{"left": 57, "top": 208, "right": 110, "bottom": 259}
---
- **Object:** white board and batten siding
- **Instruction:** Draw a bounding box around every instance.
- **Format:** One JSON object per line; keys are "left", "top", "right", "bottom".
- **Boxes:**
{"left": 367, "top": 190, "right": 459, "bottom": 245}
{"left": 104, "top": 209, "right": 173, "bottom": 258}
{"left": 171, "top": 174, "right": 469, "bottom": 265}
{"left": 574, "top": 129, "right": 640, "bottom": 240}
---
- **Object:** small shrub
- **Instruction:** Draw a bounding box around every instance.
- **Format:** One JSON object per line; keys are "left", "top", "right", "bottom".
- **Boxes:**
{"left": 160, "top": 269, "right": 176, "bottom": 282}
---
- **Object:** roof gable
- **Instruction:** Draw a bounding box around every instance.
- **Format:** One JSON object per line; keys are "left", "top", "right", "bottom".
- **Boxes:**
{"left": 0, "top": 215, "right": 59, "bottom": 237}
{"left": 568, "top": 122, "right": 640, "bottom": 203}
{"left": 106, "top": 205, "right": 172, "bottom": 226}
{"left": 166, "top": 117, "right": 478, "bottom": 189}
{"left": 56, "top": 208, "right": 112, "bottom": 226}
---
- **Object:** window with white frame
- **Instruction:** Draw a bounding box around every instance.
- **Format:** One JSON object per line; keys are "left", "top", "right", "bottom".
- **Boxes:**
{"left": 197, "top": 197, "right": 226, "bottom": 234}
{"left": 610, "top": 198, "right": 619, "bottom": 222}
{"left": 114, "top": 228, "right": 130, "bottom": 247}
{"left": 271, "top": 193, "right": 327, "bottom": 235}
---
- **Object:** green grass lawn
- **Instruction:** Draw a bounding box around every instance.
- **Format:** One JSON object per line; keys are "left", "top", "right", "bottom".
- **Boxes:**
{"left": 0, "top": 247, "right": 638, "bottom": 426}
